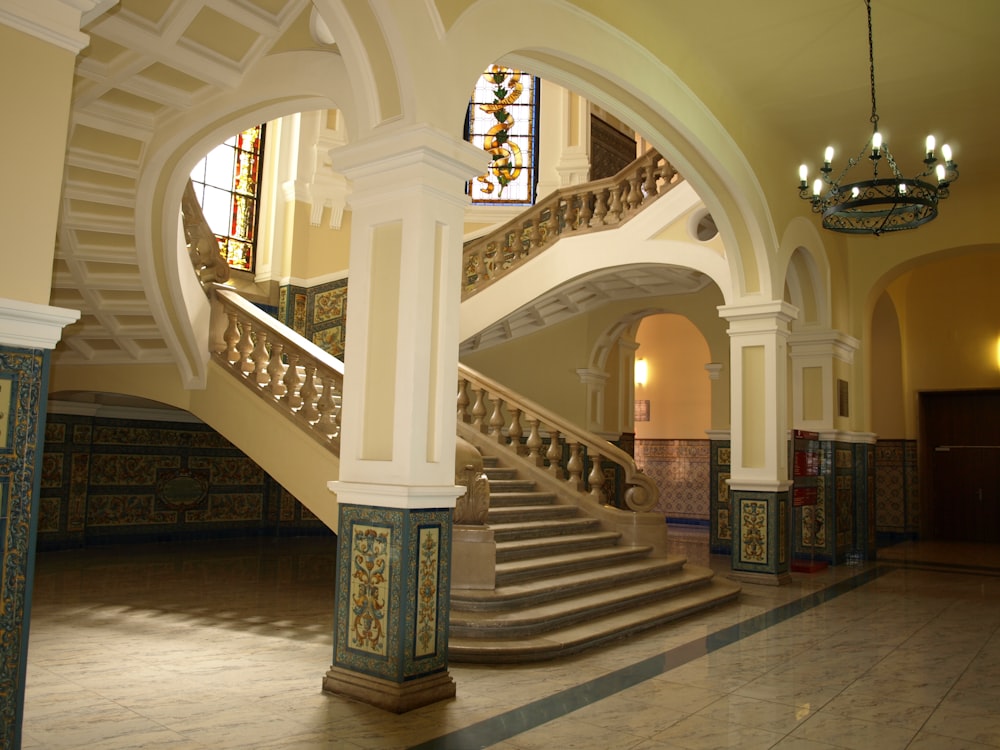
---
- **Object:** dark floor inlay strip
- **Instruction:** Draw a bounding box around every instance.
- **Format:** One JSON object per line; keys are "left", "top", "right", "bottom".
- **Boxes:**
{"left": 409, "top": 566, "right": 891, "bottom": 750}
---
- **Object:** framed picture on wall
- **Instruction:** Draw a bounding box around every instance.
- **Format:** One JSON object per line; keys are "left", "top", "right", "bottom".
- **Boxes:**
{"left": 634, "top": 399, "right": 650, "bottom": 422}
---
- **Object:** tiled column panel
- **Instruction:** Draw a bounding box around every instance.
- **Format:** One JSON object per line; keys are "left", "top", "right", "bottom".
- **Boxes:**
{"left": 791, "top": 440, "right": 875, "bottom": 565}
{"left": 326, "top": 503, "right": 454, "bottom": 712}
{"left": 729, "top": 488, "right": 790, "bottom": 583}
{"left": 0, "top": 345, "right": 48, "bottom": 747}
{"left": 709, "top": 439, "right": 732, "bottom": 554}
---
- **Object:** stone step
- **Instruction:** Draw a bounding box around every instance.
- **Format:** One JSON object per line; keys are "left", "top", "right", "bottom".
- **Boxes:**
{"left": 487, "top": 503, "right": 578, "bottom": 524}
{"left": 449, "top": 573, "right": 742, "bottom": 663}
{"left": 487, "top": 490, "right": 558, "bottom": 508}
{"left": 451, "top": 556, "right": 686, "bottom": 611}
{"left": 487, "top": 478, "right": 538, "bottom": 493}
{"left": 488, "top": 517, "right": 604, "bottom": 542}
{"left": 495, "top": 530, "right": 622, "bottom": 562}
{"left": 495, "top": 544, "right": 653, "bottom": 586}
{"left": 451, "top": 563, "right": 717, "bottom": 637}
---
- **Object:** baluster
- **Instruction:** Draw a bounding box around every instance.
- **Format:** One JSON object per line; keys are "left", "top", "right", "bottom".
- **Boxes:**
{"left": 223, "top": 311, "right": 240, "bottom": 365}
{"left": 626, "top": 172, "right": 642, "bottom": 210}
{"left": 237, "top": 318, "right": 255, "bottom": 375}
{"left": 488, "top": 397, "right": 505, "bottom": 443}
{"left": 588, "top": 452, "right": 606, "bottom": 502}
{"left": 267, "top": 341, "right": 286, "bottom": 398}
{"left": 592, "top": 188, "right": 608, "bottom": 226}
{"left": 643, "top": 161, "right": 658, "bottom": 199}
{"left": 315, "top": 376, "right": 338, "bottom": 438}
{"left": 506, "top": 408, "right": 524, "bottom": 454}
{"left": 457, "top": 378, "right": 470, "bottom": 422}
{"left": 526, "top": 221, "right": 542, "bottom": 250}
{"left": 546, "top": 429, "right": 563, "bottom": 479}
{"left": 282, "top": 352, "right": 301, "bottom": 407}
{"left": 525, "top": 419, "right": 543, "bottom": 466}
{"left": 471, "top": 388, "right": 488, "bottom": 432}
{"left": 606, "top": 183, "right": 624, "bottom": 224}
{"left": 564, "top": 196, "right": 579, "bottom": 232}
{"left": 578, "top": 191, "right": 594, "bottom": 228}
{"left": 250, "top": 328, "right": 269, "bottom": 386}
{"left": 299, "top": 364, "right": 319, "bottom": 422}
{"left": 567, "top": 442, "right": 584, "bottom": 490}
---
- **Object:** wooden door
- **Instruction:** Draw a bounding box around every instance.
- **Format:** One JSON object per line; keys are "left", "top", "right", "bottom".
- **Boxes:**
{"left": 921, "top": 390, "right": 1000, "bottom": 543}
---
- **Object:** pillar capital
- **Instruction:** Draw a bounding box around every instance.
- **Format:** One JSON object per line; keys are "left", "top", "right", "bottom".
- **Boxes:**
{"left": 331, "top": 123, "right": 485, "bottom": 206}
{"left": 0, "top": 0, "right": 117, "bottom": 53}
{"left": 0, "top": 298, "right": 80, "bottom": 350}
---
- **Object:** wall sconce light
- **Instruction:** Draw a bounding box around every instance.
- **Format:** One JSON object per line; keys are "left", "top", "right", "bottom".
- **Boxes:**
{"left": 635, "top": 358, "right": 648, "bottom": 386}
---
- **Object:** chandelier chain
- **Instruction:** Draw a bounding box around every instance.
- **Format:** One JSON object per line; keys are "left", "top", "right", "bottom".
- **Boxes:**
{"left": 867, "top": 0, "right": 879, "bottom": 131}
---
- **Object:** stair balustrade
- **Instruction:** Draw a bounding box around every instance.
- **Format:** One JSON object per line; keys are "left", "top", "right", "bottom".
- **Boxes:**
{"left": 462, "top": 148, "right": 681, "bottom": 300}
{"left": 208, "top": 286, "right": 344, "bottom": 453}
{"left": 457, "top": 365, "right": 658, "bottom": 513}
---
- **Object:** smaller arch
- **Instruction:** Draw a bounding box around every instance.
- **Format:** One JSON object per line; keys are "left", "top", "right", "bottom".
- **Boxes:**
{"left": 779, "top": 216, "right": 832, "bottom": 329}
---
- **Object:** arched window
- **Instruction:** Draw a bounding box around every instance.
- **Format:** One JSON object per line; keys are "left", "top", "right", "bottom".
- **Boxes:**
{"left": 466, "top": 67, "right": 539, "bottom": 205}
{"left": 189, "top": 125, "right": 266, "bottom": 271}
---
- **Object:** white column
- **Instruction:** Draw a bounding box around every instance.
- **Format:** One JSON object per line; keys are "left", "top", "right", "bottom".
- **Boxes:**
{"left": 788, "top": 329, "right": 859, "bottom": 431}
{"left": 329, "top": 124, "right": 485, "bottom": 506}
{"left": 719, "top": 300, "right": 798, "bottom": 490}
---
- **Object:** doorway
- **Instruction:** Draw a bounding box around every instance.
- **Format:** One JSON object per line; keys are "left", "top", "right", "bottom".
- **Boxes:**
{"left": 920, "top": 390, "right": 1000, "bottom": 543}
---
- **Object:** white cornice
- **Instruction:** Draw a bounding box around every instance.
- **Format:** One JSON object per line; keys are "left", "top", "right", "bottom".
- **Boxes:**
{"left": 0, "top": 0, "right": 118, "bottom": 54}
{"left": 0, "top": 298, "right": 81, "bottom": 350}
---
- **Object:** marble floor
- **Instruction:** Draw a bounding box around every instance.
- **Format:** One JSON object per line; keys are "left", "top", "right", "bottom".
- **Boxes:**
{"left": 20, "top": 534, "right": 1000, "bottom": 749}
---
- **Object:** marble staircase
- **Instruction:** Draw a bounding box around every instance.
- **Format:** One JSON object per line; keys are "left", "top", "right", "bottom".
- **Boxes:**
{"left": 448, "top": 457, "right": 740, "bottom": 663}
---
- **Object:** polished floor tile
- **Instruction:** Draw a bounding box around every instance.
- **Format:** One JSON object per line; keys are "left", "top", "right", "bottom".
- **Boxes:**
{"left": 20, "top": 534, "right": 1000, "bottom": 749}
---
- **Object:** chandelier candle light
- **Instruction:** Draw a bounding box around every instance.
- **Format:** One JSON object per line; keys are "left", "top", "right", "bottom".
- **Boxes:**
{"left": 797, "top": 0, "right": 958, "bottom": 235}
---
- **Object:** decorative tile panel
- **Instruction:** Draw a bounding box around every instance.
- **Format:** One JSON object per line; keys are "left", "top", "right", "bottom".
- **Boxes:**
{"left": 634, "top": 439, "right": 710, "bottom": 522}
{"left": 334, "top": 504, "right": 452, "bottom": 684}
{"left": 739, "top": 499, "right": 768, "bottom": 563}
{"left": 0, "top": 345, "right": 47, "bottom": 740}
{"left": 414, "top": 526, "right": 440, "bottom": 658}
{"left": 40, "top": 414, "right": 324, "bottom": 547}
{"left": 348, "top": 523, "right": 391, "bottom": 657}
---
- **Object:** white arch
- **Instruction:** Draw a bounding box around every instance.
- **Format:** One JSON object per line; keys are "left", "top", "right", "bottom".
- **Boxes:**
{"left": 135, "top": 50, "right": 351, "bottom": 387}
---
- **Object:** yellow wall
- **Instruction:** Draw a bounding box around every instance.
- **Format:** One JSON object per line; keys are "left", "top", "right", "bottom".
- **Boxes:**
{"left": 0, "top": 26, "right": 76, "bottom": 305}
{"left": 879, "top": 249, "right": 1000, "bottom": 437}
{"left": 460, "top": 315, "right": 592, "bottom": 426}
{"left": 634, "top": 313, "right": 711, "bottom": 439}
{"left": 460, "top": 285, "right": 729, "bottom": 436}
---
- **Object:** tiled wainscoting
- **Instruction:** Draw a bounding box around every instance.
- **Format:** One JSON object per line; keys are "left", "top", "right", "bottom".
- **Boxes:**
{"left": 873, "top": 438, "right": 919, "bottom": 543}
{"left": 634, "top": 439, "right": 711, "bottom": 528}
{"left": 278, "top": 278, "right": 348, "bottom": 359}
{"left": 39, "top": 413, "right": 327, "bottom": 550}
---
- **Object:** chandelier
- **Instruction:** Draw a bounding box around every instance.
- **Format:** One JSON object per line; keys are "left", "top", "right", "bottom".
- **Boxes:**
{"left": 797, "top": 0, "right": 958, "bottom": 235}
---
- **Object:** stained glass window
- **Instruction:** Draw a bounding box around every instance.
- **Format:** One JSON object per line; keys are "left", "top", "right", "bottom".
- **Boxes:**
{"left": 466, "top": 67, "right": 539, "bottom": 205}
{"left": 189, "top": 124, "right": 266, "bottom": 271}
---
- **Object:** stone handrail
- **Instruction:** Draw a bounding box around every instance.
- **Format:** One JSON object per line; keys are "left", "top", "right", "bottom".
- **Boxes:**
{"left": 208, "top": 285, "right": 344, "bottom": 453}
{"left": 457, "top": 363, "right": 658, "bottom": 512}
{"left": 182, "top": 180, "right": 231, "bottom": 286}
{"left": 462, "top": 148, "right": 682, "bottom": 300}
